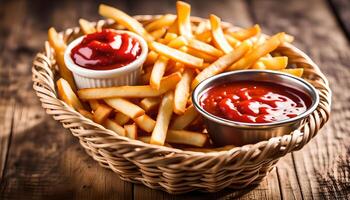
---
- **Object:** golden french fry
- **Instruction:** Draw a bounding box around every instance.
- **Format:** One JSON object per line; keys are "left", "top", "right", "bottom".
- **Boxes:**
{"left": 176, "top": 1, "right": 193, "bottom": 38}
{"left": 99, "top": 4, "right": 153, "bottom": 41}
{"left": 104, "top": 98, "right": 145, "bottom": 119}
{"left": 227, "top": 32, "right": 286, "bottom": 71}
{"left": 79, "top": 18, "right": 96, "bottom": 34}
{"left": 165, "top": 61, "right": 185, "bottom": 75}
{"left": 260, "top": 56, "right": 288, "bottom": 70}
{"left": 150, "top": 41, "right": 203, "bottom": 68}
{"left": 48, "top": 28, "right": 76, "bottom": 92}
{"left": 114, "top": 112, "right": 130, "bottom": 125}
{"left": 278, "top": 68, "right": 304, "bottom": 77}
{"left": 145, "top": 14, "right": 176, "bottom": 32}
{"left": 134, "top": 114, "right": 156, "bottom": 132}
{"left": 229, "top": 24, "right": 261, "bottom": 41}
{"left": 144, "top": 51, "right": 159, "bottom": 66}
{"left": 78, "top": 109, "right": 93, "bottom": 120}
{"left": 188, "top": 39, "right": 223, "bottom": 57}
{"left": 57, "top": 78, "right": 83, "bottom": 110}
{"left": 78, "top": 72, "right": 181, "bottom": 99}
{"left": 89, "top": 100, "right": 101, "bottom": 111}
{"left": 194, "top": 20, "right": 209, "bottom": 35}
{"left": 164, "top": 33, "right": 178, "bottom": 44}
{"left": 166, "top": 130, "right": 207, "bottom": 147}
{"left": 167, "top": 18, "right": 178, "bottom": 34}
{"left": 139, "top": 97, "right": 161, "bottom": 112}
{"left": 252, "top": 61, "right": 266, "bottom": 69}
{"left": 104, "top": 119, "right": 126, "bottom": 136}
{"left": 195, "top": 30, "right": 211, "bottom": 43}
{"left": 124, "top": 123, "right": 137, "bottom": 139}
{"left": 225, "top": 34, "right": 241, "bottom": 48}
{"left": 93, "top": 104, "right": 113, "bottom": 124}
{"left": 150, "top": 56, "right": 169, "bottom": 89}
{"left": 185, "top": 47, "right": 218, "bottom": 63}
{"left": 192, "top": 41, "right": 251, "bottom": 89}
{"left": 209, "top": 14, "right": 233, "bottom": 54}
{"left": 170, "top": 105, "right": 199, "bottom": 130}
{"left": 150, "top": 27, "right": 167, "bottom": 40}
{"left": 174, "top": 69, "right": 194, "bottom": 114}
{"left": 167, "top": 36, "right": 188, "bottom": 48}
{"left": 150, "top": 91, "right": 174, "bottom": 146}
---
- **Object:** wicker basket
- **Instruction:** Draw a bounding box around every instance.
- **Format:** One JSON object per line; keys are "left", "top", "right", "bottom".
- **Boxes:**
{"left": 32, "top": 15, "right": 331, "bottom": 194}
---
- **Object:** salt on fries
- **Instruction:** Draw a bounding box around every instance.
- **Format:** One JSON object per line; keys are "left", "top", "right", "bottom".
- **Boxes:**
{"left": 53, "top": 1, "right": 304, "bottom": 151}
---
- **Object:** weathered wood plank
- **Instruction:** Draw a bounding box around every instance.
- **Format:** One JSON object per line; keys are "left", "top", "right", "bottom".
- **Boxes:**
{"left": 328, "top": 0, "right": 350, "bottom": 40}
{"left": 251, "top": 0, "right": 350, "bottom": 199}
{"left": 0, "top": 0, "right": 133, "bottom": 199}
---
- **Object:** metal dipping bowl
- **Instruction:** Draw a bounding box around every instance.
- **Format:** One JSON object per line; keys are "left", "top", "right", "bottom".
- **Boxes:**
{"left": 192, "top": 70, "right": 319, "bottom": 147}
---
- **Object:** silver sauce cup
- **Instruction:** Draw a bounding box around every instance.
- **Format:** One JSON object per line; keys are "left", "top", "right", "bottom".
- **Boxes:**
{"left": 192, "top": 70, "right": 319, "bottom": 146}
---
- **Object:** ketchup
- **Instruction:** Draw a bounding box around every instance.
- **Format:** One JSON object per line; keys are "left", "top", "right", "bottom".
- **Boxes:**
{"left": 70, "top": 29, "right": 142, "bottom": 70}
{"left": 200, "top": 81, "right": 311, "bottom": 123}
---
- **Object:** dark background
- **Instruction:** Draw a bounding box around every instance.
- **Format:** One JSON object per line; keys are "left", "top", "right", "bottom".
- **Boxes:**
{"left": 0, "top": 0, "right": 349, "bottom": 199}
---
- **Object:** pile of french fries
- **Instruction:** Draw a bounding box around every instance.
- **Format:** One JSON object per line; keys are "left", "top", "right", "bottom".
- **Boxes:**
{"left": 48, "top": 1, "right": 304, "bottom": 151}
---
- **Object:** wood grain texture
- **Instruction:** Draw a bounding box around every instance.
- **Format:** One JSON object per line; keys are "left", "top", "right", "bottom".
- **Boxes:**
{"left": 328, "top": 0, "right": 350, "bottom": 40}
{"left": 251, "top": 0, "right": 350, "bottom": 199}
{"left": 0, "top": 0, "right": 349, "bottom": 199}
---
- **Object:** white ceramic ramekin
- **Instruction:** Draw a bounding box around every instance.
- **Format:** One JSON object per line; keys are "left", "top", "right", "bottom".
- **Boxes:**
{"left": 64, "top": 30, "right": 148, "bottom": 89}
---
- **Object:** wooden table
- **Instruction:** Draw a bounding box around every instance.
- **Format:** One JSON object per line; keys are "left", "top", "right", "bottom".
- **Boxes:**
{"left": 0, "top": 0, "right": 349, "bottom": 199}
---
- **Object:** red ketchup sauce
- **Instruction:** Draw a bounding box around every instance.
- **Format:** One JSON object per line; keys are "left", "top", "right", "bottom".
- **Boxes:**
{"left": 200, "top": 81, "right": 311, "bottom": 123}
{"left": 70, "top": 29, "right": 142, "bottom": 70}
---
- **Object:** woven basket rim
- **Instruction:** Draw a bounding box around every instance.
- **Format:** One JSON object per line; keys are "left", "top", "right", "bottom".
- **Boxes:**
{"left": 32, "top": 15, "right": 332, "bottom": 159}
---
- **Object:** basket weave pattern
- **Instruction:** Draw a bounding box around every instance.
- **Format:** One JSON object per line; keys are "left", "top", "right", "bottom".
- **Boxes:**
{"left": 32, "top": 16, "right": 331, "bottom": 194}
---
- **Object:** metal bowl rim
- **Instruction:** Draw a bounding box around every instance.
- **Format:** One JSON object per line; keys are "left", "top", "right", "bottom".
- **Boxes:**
{"left": 192, "top": 70, "right": 320, "bottom": 129}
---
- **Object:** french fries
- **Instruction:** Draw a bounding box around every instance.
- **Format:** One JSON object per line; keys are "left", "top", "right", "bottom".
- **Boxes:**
{"left": 170, "top": 105, "right": 199, "bottom": 130}
{"left": 99, "top": 4, "right": 153, "bottom": 41}
{"left": 139, "top": 97, "right": 161, "bottom": 112}
{"left": 150, "top": 41, "right": 203, "bottom": 68}
{"left": 227, "top": 32, "right": 286, "bottom": 71}
{"left": 192, "top": 41, "right": 251, "bottom": 89}
{"left": 166, "top": 130, "right": 207, "bottom": 147}
{"left": 145, "top": 14, "right": 176, "bottom": 32}
{"left": 278, "top": 68, "right": 304, "bottom": 77}
{"left": 176, "top": 1, "right": 193, "bottom": 38}
{"left": 150, "top": 91, "right": 174, "bottom": 146}
{"left": 79, "top": 18, "right": 97, "bottom": 34}
{"left": 104, "top": 119, "right": 126, "bottom": 136}
{"left": 150, "top": 56, "right": 169, "bottom": 89}
{"left": 49, "top": 28, "right": 76, "bottom": 92}
{"left": 104, "top": 98, "right": 145, "bottom": 119}
{"left": 140, "top": 130, "right": 207, "bottom": 147}
{"left": 150, "top": 27, "right": 167, "bottom": 40}
{"left": 210, "top": 14, "right": 233, "bottom": 54}
{"left": 93, "top": 103, "right": 113, "bottom": 124}
{"left": 57, "top": 78, "right": 83, "bottom": 110}
{"left": 174, "top": 69, "right": 194, "bottom": 114}
{"left": 229, "top": 24, "right": 261, "bottom": 41}
{"left": 188, "top": 39, "right": 223, "bottom": 57}
{"left": 114, "top": 112, "right": 130, "bottom": 125}
{"left": 125, "top": 123, "right": 137, "bottom": 139}
{"left": 167, "top": 36, "right": 188, "bottom": 48}
{"left": 78, "top": 109, "right": 93, "bottom": 120}
{"left": 52, "top": 2, "right": 302, "bottom": 150}
{"left": 259, "top": 56, "right": 288, "bottom": 70}
{"left": 78, "top": 72, "right": 181, "bottom": 99}
{"left": 134, "top": 114, "right": 156, "bottom": 132}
